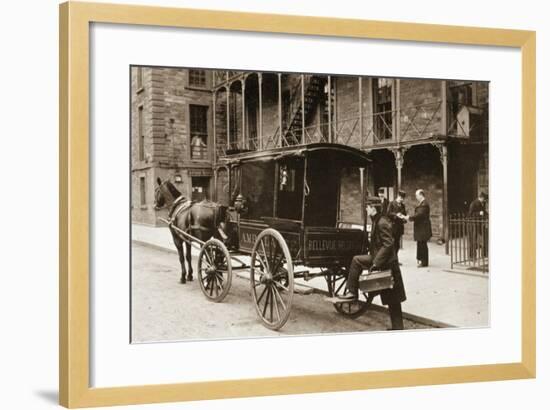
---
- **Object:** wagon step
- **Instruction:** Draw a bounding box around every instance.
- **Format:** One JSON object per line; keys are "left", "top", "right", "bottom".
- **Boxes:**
{"left": 325, "top": 296, "right": 355, "bottom": 304}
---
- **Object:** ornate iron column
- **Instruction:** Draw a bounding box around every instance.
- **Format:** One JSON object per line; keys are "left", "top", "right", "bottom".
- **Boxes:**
{"left": 212, "top": 91, "right": 217, "bottom": 163}
{"left": 258, "top": 73, "right": 263, "bottom": 150}
{"left": 241, "top": 79, "right": 246, "bottom": 150}
{"left": 226, "top": 86, "right": 230, "bottom": 151}
{"left": 301, "top": 74, "right": 305, "bottom": 143}
{"left": 278, "top": 73, "right": 282, "bottom": 147}
{"left": 359, "top": 76, "right": 363, "bottom": 149}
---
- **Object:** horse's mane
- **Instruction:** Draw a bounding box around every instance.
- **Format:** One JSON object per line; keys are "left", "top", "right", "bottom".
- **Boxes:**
{"left": 166, "top": 181, "right": 182, "bottom": 199}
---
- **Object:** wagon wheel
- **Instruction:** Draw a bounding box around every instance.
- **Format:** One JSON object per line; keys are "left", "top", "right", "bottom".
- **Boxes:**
{"left": 198, "top": 238, "right": 232, "bottom": 303}
{"left": 326, "top": 270, "right": 373, "bottom": 319}
{"left": 250, "top": 228, "right": 294, "bottom": 330}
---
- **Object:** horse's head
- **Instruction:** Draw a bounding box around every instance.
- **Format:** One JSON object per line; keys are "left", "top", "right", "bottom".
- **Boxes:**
{"left": 154, "top": 177, "right": 182, "bottom": 210}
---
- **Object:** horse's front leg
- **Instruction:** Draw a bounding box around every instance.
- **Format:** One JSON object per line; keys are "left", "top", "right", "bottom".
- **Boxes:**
{"left": 185, "top": 241, "right": 193, "bottom": 281}
{"left": 172, "top": 234, "right": 187, "bottom": 284}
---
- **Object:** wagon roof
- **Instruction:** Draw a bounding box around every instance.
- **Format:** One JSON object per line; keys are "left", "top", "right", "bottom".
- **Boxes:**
{"left": 219, "top": 143, "right": 372, "bottom": 166}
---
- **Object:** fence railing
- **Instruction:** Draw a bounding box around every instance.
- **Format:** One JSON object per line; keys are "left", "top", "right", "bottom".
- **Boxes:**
{"left": 448, "top": 214, "right": 489, "bottom": 273}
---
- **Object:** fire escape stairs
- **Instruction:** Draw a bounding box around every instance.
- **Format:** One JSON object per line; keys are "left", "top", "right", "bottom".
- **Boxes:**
{"left": 283, "top": 76, "right": 325, "bottom": 146}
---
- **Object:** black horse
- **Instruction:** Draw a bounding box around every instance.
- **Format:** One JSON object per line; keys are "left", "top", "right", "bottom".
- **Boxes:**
{"left": 154, "top": 178, "right": 229, "bottom": 284}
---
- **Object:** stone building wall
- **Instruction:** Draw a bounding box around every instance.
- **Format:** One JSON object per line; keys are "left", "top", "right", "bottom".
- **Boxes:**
{"left": 131, "top": 67, "right": 213, "bottom": 226}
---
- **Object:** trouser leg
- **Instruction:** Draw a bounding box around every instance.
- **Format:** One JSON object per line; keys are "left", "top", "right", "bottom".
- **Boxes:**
{"left": 388, "top": 302, "right": 404, "bottom": 330}
{"left": 393, "top": 234, "right": 401, "bottom": 259}
{"left": 417, "top": 241, "right": 428, "bottom": 266}
{"left": 347, "top": 254, "right": 373, "bottom": 296}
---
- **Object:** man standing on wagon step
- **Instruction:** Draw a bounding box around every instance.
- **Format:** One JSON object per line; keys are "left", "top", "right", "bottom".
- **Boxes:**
{"left": 402, "top": 189, "right": 432, "bottom": 267}
{"left": 339, "top": 197, "right": 406, "bottom": 330}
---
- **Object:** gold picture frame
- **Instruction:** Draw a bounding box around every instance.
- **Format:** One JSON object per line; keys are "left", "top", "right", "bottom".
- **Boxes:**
{"left": 59, "top": 1, "right": 536, "bottom": 407}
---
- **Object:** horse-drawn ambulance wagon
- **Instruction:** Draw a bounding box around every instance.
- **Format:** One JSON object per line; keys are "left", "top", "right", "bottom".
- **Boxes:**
{"left": 157, "top": 143, "right": 390, "bottom": 330}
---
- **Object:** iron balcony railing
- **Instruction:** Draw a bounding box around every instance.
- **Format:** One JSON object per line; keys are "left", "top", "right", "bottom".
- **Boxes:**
{"left": 215, "top": 101, "right": 488, "bottom": 157}
{"left": 213, "top": 70, "right": 243, "bottom": 88}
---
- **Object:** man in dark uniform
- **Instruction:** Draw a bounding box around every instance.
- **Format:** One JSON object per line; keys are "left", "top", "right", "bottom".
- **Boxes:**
{"left": 468, "top": 192, "right": 488, "bottom": 218}
{"left": 468, "top": 192, "right": 488, "bottom": 258}
{"left": 402, "top": 189, "right": 432, "bottom": 267}
{"left": 339, "top": 197, "right": 406, "bottom": 330}
{"left": 377, "top": 187, "right": 389, "bottom": 216}
{"left": 387, "top": 190, "right": 407, "bottom": 259}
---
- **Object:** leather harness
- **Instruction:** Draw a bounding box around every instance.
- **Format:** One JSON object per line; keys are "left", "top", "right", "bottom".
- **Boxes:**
{"left": 168, "top": 198, "right": 224, "bottom": 237}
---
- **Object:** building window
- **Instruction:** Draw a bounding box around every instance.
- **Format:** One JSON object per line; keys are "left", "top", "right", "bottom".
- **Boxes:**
{"left": 139, "top": 176, "right": 146, "bottom": 206}
{"left": 449, "top": 83, "right": 474, "bottom": 135}
{"left": 189, "top": 69, "right": 207, "bottom": 87}
{"left": 138, "top": 106, "right": 145, "bottom": 161}
{"left": 449, "top": 82, "right": 473, "bottom": 115}
{"left": 372, "top": 78, "right": 394, "bottom": 140}
{"left": 190, "top": 105, "right": 208, "bottom": 160}
{"left": 136, "top": 67, "right": 144, "bottom": 91}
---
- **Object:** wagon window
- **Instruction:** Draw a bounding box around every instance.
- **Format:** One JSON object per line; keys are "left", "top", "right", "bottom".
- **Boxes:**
{"left": 303, "top": 155, "right": 338, "bottom": 227}
{"left": 276, "top": 158, "right": 304, "bottom": 221}
{"left": 240, "top": 161, "right": 275, "bottom": 220}
{"left": 338, "top": 167, "right": 363, "bottom": 225}
{"left": 279, "top": 165, "right": 296, "bottom": 192}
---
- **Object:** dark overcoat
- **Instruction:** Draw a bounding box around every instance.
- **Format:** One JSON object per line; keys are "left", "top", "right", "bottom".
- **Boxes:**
{"left": 386, "top": 200, "right": 407, "bottom": 236}
{"left": 380, "top": 197, "right": 389, "bottom": 216}
{"left": 468, "top": 199, "right": 488, "bottom": 218}
{"left": 369, "top": 214, "right": 406, "bottom": 305}
{"left": 408, "top": 199, "right": 432, "bottom": 242}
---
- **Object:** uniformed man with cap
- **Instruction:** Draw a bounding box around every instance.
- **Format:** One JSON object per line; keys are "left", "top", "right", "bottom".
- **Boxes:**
{"left": 387, "top": 190, "right": 407, "bottom": 259}
{"left": 339, "top": 196, "right": 407, "bottom": 330}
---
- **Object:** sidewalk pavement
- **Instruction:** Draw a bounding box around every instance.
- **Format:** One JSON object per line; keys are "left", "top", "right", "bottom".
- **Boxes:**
{"left": 132, "top": 223, "right": 489, "bottom": 329}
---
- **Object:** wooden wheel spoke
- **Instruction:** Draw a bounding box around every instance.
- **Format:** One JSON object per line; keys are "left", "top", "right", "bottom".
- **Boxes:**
{"left": 271, "top": 252, "right": 285, "bottom": 276}
{"left": 214, "top": 273, "right": 224, "bottom": 290}
{"left": 260, "top": 240, "right": 272, "bottom": 273}
{"left": 274, "top": 281, "right": 289, "bottom": 293}
{"left": 272, "top": 269, "right": 287, "bottom": 280}
{"left": 209, "top": 277, "right": 215, "bottom": 296}
{"left": 272, "top": 284, "right": 287, "bottom": 311}
{"left": 212, "top": 278, "right": 219, "bottom": 296}
{"left": 271, "top": 287, "right": 281, "bottom": 322}
{"left": 255, "top": 251, "right": 270, "bottom": 275}
{"left": 204, "top": 274, "right": 213, "bottom": 290}
{"left": 256, "top": 284, "right": 268, "bottom": 305}
{"left": 204, "top": 247, "right": 215, "bottom": 267}
{"left": 262, "top": 286, "right": 271, "bottom": 318}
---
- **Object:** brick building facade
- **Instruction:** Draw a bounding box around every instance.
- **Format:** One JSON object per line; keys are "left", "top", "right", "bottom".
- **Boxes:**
{"left": 132, "top": 67, "right": 489, "bottom": 242}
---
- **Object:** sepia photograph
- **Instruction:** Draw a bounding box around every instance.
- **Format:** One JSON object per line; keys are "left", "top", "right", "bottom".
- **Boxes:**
{"left": 130, "top": 67, "right": 489, "bottom": 342}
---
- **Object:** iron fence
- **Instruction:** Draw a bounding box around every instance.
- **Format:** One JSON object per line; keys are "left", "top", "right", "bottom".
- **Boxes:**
{"left": 448, "top": 214, "right": 489, "bottom": 273}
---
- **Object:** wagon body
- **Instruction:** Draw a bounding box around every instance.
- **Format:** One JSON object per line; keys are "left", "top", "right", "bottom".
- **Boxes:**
{"left": 220, "top": 143, "right": 372, "bottom": 267}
